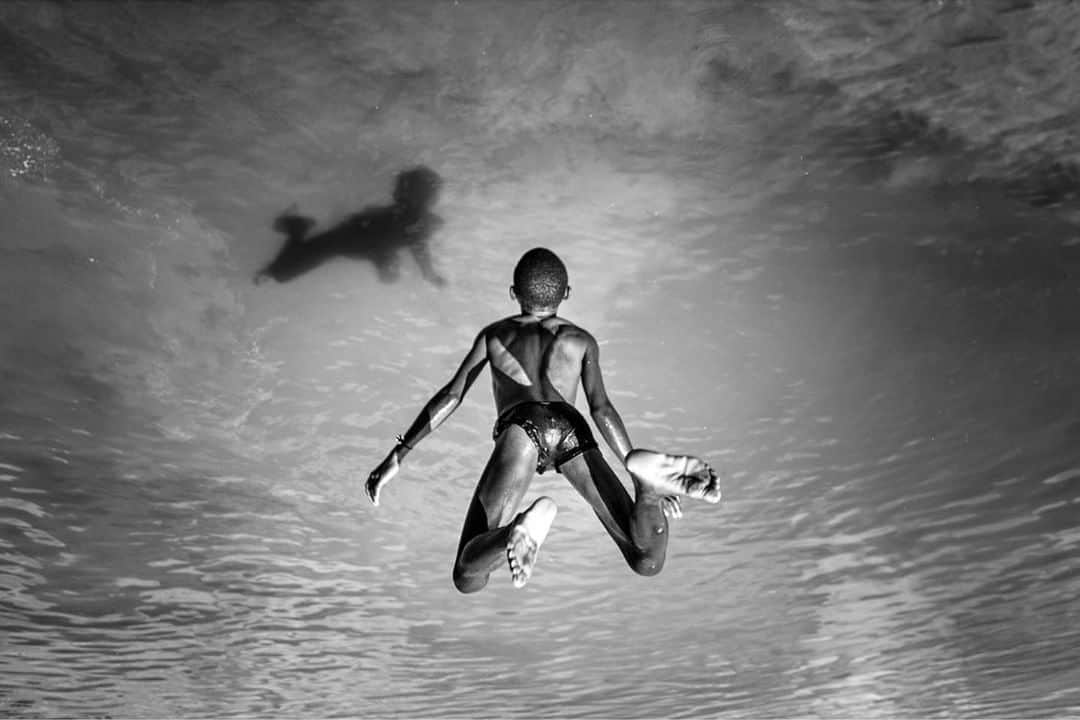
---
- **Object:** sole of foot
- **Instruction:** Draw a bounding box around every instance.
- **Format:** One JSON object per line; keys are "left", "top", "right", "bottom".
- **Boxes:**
{"left": 626, "top": 449, "right": 721, "bottom": 504}
{"left": 506, "top": 496, "right": 558, "bottom": 589}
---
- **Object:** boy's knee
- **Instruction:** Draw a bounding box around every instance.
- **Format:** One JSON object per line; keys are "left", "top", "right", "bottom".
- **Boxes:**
{"left": 631, "top": 554, "right": 665, "bottom": 577}
{"left": 452, "top": 568, "right": 488, "bottom": 594}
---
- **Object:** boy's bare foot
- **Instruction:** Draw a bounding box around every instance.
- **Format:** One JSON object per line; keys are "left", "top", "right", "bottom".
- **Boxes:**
{"left": 626, "top": 449, "right": 722, "bottom": 504}
{"left": 506, "top": 497, "right": 558, "bottom": 589}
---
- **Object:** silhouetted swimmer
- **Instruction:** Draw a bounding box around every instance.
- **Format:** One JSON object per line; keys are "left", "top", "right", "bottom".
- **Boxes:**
{"left": 254, "top": 166, "right": 447, "bottom": 286}
{"left": 366, "top": 248, "right": 722, "bottom": 592}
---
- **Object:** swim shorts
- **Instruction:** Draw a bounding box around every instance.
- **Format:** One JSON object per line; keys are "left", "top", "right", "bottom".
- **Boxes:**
{"left": 492, "top": 401, "right": 599, "bottom": 474}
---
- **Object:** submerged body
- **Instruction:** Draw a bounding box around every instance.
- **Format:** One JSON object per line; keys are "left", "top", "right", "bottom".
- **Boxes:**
{"left": 254, "top": 166, "right": 447, "bottom": 286}
{"left": 366, "top": 249, "right": 721, "bottom": 591}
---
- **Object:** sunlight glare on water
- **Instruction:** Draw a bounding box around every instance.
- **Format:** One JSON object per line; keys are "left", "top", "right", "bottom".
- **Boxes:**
{"left": 2, "top": 1, "right": 1080, "bottom": 717}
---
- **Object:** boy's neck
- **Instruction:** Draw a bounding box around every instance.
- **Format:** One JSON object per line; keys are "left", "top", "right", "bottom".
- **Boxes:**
{"left": 520, "top": 306, "right": 558, "bottom": 320}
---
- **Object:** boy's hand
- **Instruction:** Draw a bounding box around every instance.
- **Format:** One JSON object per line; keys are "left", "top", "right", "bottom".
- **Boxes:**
{"left": 366, "top": 450, "right": 401, "bottom": 506}
{"left": 660, "top": 496, "right": 683, "bottom": 520}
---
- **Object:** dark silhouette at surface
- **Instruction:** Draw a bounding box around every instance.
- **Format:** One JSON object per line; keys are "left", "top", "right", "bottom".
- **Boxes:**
{"left": 255, "top": 166, "right": 447, "bottom": 286}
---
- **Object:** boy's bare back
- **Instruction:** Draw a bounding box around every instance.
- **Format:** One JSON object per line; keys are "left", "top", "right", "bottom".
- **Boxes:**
{"left": 484, "top": 315, "right": 596, "bottom": 414}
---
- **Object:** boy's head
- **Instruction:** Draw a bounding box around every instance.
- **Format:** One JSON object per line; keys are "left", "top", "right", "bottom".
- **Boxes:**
{"left": 393, "top": 166, "right": 442, "bottom": 210}
{"left": 512, "top": 248, "right": 569, "bottom": 311}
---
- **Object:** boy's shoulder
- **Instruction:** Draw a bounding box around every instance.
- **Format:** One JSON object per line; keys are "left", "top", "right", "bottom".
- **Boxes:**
{"left": 546, "top": 316, "right": 592, "bottom": 342}
{"left": 483, "top": 315, "right": 594, "bottom": 342}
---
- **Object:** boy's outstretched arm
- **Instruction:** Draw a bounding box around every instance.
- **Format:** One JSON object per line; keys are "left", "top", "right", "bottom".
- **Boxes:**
{"left": 407, "top": 240, "right": 447, "bottom": 287}
{"left": 581, "top": 334, "right": 633, "bottom": 467}
{"left": 366, "top": 330, "right": 488, "bottom": 505}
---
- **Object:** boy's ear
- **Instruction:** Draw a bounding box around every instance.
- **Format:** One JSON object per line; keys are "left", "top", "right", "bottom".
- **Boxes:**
{"left": 509, "top": 285, "right": 518, "bottom": 302}
{"left": 564, "top": 285, "right": 571, "bottom": 300}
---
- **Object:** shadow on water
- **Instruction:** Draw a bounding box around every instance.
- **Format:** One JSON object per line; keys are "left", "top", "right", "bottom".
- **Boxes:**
{"left": 254, "top": 166, "right": 447, "bottom": 287}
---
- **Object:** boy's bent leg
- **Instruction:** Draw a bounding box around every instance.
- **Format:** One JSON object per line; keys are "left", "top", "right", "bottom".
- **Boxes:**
{"left": 560, "top": 448, "right": 720, "bottom": 577}
{"left": 452, "top": 425, "right": 541, "bottom": 593}
{"left": 559, "top": 449, "right": 670, "bottom": 576}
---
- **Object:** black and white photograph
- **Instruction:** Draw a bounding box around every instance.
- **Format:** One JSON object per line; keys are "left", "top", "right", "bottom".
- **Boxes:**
{"left": 1, "top": 1, "right": 1078, "bottom": 717}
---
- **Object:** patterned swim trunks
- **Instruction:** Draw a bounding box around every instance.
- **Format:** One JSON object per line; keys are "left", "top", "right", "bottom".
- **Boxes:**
{"left": 492, "top": 401, "right": 599, "bottom": 474}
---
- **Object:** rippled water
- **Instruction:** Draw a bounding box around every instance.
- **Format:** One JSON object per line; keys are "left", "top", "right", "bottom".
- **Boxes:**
{"left": 2, "top": 1, "right": 1080, "bottom": 717}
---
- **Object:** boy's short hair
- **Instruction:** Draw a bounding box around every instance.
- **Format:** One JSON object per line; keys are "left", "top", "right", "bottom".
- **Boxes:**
{"left": 393, "top": 166, "right": 442, "bottom": 208}
{"left": 513, "top": 248, "right": 568, "bottom": 308}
